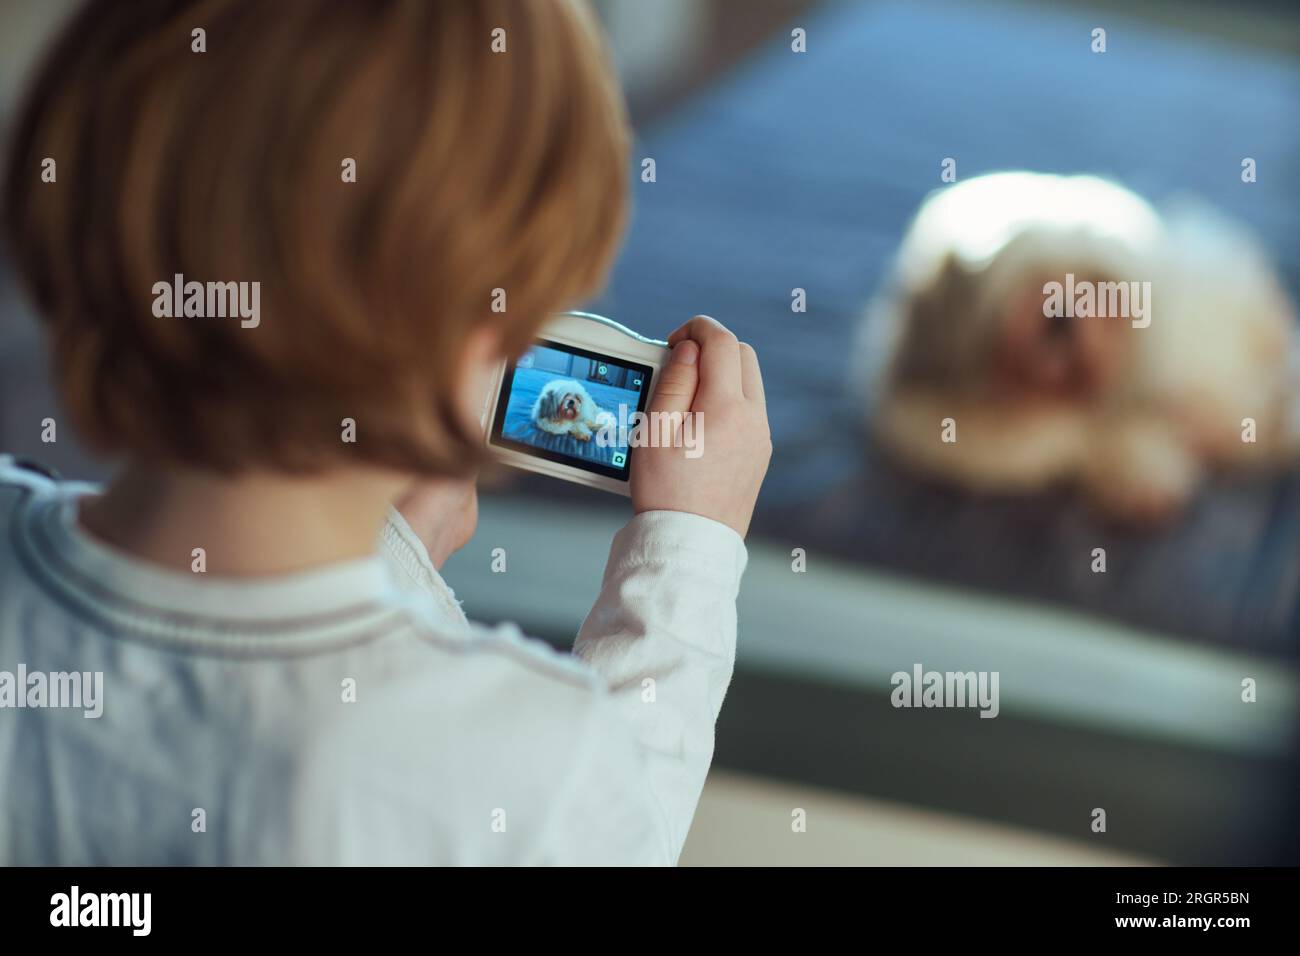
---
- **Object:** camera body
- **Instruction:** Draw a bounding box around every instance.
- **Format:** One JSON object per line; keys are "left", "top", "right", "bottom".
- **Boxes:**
{"left": 481, "top": 311, "right": 670, "bottom": 495}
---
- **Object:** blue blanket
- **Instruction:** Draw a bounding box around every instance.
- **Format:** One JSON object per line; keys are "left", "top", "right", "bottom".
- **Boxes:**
{"left": 576, "top": 0, "right": 1300, "bottom": 654}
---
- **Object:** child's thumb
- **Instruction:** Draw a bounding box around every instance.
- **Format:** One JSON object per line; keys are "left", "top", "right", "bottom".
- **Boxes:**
{"left": 648, "top": 340, "right": 699, "bottom": 415}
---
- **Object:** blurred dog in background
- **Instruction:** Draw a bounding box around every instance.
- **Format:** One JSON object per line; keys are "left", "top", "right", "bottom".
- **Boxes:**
{"left": 864, "top": 171, "right": 1299, "bottom": 524}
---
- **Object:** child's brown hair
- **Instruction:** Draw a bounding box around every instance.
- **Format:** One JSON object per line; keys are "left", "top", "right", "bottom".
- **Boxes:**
{"left": 3, "top": 0, "right": 630, "bottom": 476}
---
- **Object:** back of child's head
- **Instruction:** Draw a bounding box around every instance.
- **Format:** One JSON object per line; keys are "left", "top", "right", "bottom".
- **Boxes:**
{"left": 3, "top": 0, "right": 629, "bottom": 476}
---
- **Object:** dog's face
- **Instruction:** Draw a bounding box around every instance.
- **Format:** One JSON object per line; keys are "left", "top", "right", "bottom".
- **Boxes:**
{"left": 536, "top": 380, "right": 589, "bottom": 424}
{"left": 885, "top": 259, "right": 1131, "bottom": 402}
{"left": 882, "top": 172, "right": 1160, "bottom": 405}
{"left": 556, "top": 391, "right": 583, "bottom": 421}
{"left": 995, "top": 271, "right": 1131, "bottom": 400}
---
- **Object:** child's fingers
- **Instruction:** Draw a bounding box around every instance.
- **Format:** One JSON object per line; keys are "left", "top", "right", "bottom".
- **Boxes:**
{"left": 667, "top": 315, "right": 742, "bottom": 402}
{"left": 739, "top": 342, "right": 765, "bottom": 405}
{"left": 648, "top": 340, "right": 700, "bottom": 415}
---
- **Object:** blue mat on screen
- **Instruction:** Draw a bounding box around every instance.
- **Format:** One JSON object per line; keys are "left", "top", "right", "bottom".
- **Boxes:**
{"left": 576, "top": 0, "right": 1300, "bottom": 653}
{"left": 501, "top": 368, "right": 633, "bottom": 466}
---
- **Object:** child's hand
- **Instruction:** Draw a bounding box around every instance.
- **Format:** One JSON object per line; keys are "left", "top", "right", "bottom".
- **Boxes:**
{"left": 631, "top": 316, "right": 771, "bottom": 537}
{"left": 394, "top": 478, "right": 479, "bottom": 569}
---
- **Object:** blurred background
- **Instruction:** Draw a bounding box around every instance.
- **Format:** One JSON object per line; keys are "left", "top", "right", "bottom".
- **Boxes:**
{"left": 3, "top": 0, "right": 1299, "bottom": 864}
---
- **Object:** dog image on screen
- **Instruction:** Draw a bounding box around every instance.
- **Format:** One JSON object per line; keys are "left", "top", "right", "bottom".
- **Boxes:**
{"left": 863, "top": 171, "right": 1299, "bottom": 524}
{"left": 531, "top": 379, "right": 617, "bottom": 442}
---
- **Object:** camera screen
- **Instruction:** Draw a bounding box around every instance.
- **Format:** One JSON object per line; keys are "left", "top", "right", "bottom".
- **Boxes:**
{"left": 489, "top": 339, "right": 654, "bottom": 480}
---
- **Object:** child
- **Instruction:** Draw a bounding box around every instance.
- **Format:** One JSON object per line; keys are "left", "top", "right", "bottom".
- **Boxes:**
{"left": 0, "top": 0, "right": 769, "bottom": 864}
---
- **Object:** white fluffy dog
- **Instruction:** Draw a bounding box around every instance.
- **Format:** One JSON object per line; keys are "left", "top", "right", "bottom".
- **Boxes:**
{"left": 531, "top": 379, "right": 615, "bottom": 442}
{"left": 864, "top": 171, "right": 1299, "bottom": 524}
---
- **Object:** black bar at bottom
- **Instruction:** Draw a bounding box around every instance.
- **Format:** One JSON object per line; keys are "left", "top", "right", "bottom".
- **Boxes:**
{"left": 0, "top": 865, "right": 1289, "bottom": 940}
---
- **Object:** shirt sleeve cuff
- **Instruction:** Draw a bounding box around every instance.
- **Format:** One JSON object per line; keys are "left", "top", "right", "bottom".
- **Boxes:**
{"left": 605, "top": 510, "right": 749, "bottom": 596}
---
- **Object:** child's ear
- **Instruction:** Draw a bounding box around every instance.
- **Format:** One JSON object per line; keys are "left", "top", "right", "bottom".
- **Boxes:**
{"left": 464, "top": 324, "right": 506, "bottom": 365}
{"left": 456, "top": 325, "right": 508, "bottom": 418}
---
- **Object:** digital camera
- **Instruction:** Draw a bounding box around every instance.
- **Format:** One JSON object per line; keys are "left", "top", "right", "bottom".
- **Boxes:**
{"left": 482, "top": 311, "right": 671, "bottom": 495}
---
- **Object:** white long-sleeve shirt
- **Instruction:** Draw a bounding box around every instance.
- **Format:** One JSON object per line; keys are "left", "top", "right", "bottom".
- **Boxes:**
{"left": 0, "top": 456, "right": 745, "bottom": 865}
